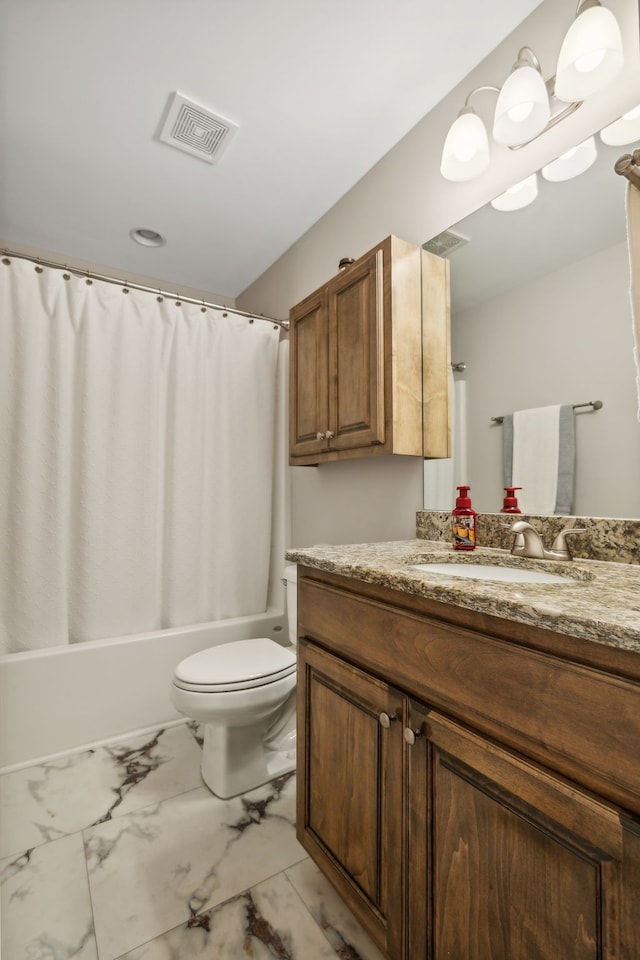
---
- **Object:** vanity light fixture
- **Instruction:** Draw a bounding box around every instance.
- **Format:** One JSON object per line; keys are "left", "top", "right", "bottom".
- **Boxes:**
{"left": 541, "top": 136, "right": 597, "bottom": 181}
{"left": 492, "top": 48, "right": 550, "bottom": 147}
{"left": 440, "top": 0, "right": 624, "bottom": 183}
{"left": 599, "top": 105, "right": 640, "bottom": 146}
{"left": 490, "top": 173, "right": 538, "bottom": 211}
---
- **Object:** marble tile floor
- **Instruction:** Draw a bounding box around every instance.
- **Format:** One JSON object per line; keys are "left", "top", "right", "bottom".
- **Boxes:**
{"left": 0, "top": 721, "right": 386, "bottom": 960}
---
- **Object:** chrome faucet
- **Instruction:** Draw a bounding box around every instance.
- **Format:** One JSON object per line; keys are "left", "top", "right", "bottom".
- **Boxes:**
{"left": 509, "top": 520, "right": 585, "bottom": 561}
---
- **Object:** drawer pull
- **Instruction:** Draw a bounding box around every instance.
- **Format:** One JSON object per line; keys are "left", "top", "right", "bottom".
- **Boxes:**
{"left": 404, "top": 727, "right": 423, "bottom": 745}
{"left": 379, "top": 712, "right": 396, "bottom": 729}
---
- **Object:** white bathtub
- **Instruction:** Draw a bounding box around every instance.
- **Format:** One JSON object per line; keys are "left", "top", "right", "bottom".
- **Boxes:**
{"left": 0, "top": 608, "right": 287, "bottom": 771}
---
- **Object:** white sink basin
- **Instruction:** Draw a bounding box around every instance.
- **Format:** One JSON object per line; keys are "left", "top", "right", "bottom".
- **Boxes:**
{"left": 410, "top": 562, "right": 571, "bottom": 585}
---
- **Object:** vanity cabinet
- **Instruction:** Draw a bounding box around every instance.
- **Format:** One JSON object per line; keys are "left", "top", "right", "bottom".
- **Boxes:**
{"left": 288, "top": 236, "right": 450, "bottom": 465}
{"left": 296, "top": 566, "right": 640, "bottom": 960}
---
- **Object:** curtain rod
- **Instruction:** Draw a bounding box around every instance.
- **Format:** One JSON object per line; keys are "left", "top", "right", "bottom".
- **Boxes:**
{"left": 0, "top": 248, "right": 289, "bottom": 332}
{"left": 491, "top": 400, "right": 603, "bottom": 424}
{"left": 615, "top": 149, "right": 640, "bottom": 191}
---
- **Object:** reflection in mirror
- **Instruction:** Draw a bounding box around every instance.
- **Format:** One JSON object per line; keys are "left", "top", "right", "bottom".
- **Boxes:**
{"left": 423, "top": 128, "right": 640, "bottom": 520}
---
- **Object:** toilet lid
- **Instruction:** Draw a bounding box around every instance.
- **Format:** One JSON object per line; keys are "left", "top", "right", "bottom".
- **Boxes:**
{"left": 173, "top": 637, "right": 296, "bottom": 693}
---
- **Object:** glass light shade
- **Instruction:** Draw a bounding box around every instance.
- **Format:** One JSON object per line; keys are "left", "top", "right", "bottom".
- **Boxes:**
{"left": 600, "top": 105, "right": 640, "bottom": 146}
{"left": 541, "top": 136, "right": 597, "bottom": 182}
{"left": 440, "top": 110, "right": 490, "bottom": 182}
{"left": 490, "top": 174, "right": 538, "bottom": 211}
{"left": 554, "top": 4, "right": 624, "bottom": 101}
{"left": 493, "top": 65, "right": 550, "bottom": 146}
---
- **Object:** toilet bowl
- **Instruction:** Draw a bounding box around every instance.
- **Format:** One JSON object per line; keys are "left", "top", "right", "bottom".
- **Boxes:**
{"left": 171, "top": 565, "right": 298, "bottom": 799}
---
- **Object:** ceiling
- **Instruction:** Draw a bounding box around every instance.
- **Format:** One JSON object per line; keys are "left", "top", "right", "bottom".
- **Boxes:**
{"left": 0, "top": 0, "right": 542, "bottom": 300}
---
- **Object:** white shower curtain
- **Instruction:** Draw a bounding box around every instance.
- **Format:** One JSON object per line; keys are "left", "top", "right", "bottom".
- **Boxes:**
{"left": 0, "top": 257, "right": 281, "bottom": 654}
{"left": 423, "top": 374, "right": 468, "bottom": 510}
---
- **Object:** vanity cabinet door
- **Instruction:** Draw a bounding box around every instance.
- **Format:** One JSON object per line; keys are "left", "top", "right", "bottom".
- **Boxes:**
{"left": 297, "top": 638, "right": 404, "bottom": 959}
{"left": 406, "top": 702, "right": 627, "bottom": 960}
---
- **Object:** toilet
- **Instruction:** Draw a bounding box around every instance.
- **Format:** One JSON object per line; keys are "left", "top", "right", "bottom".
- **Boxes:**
{"left": 171, "top": 565, "right": 298, "bottom": 799}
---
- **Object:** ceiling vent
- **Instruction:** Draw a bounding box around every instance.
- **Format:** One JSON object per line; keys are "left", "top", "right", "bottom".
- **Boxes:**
{"left": 158, "top": 92, "right": 238, "bottom": 164}
{"left": 422, "top": 229, "right": 469, "bottom": 258}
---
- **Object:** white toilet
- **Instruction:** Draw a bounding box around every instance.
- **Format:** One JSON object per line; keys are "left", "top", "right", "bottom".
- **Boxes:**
{"left": 171, "top": 565, "right": 298, "bottom": 799}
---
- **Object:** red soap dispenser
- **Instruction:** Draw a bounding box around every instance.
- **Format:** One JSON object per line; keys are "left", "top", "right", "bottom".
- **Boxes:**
{"left": 501, "top": 486, "right": 522, "bottom": 514}
{"left": 452, "top": 485, "right": 477, "bottom": 551}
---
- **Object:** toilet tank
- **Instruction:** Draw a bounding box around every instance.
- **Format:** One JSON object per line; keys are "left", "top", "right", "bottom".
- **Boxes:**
{"left": 283, "top": 564, "right": 298, "bottom": 646}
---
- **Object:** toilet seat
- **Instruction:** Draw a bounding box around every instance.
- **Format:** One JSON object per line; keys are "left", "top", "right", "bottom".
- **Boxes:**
{"left": 173, "top": 637, "right": 296, "bottom": 693}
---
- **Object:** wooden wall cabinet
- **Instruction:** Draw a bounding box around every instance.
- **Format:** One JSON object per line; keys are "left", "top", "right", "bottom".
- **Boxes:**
{"left": 289, "top": 236, "right": 450, "bottom": 465}
{"left": 296, "top": 567, "right": 640, "bottom": 960}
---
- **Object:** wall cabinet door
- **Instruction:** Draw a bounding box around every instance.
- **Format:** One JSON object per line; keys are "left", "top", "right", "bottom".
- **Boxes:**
{"left": 327, "top": 248, "right": 385, "bottom": 452}
{"left": 296, "top": 638, "right": 405, "bottom": 959}
{"left": 406, "top": 702, "right": 628, "bottom": 960}
{"left": 289, "top": 288, "right": 330, "bottom": 459}
{"left": 289, "top": 250, "right": 385, "bottom": 461}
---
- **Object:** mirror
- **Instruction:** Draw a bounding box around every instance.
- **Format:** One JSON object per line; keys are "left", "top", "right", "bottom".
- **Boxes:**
{"left": 423, "top": 129, "right": 640, "bottom": 519}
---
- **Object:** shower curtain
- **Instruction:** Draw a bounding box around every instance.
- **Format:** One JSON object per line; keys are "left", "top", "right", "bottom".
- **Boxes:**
{"left": 0, "top": 257, "right": 281, "bottom": 654}
{"left": 423, "top": 374, "right": 467, "bottom": 510}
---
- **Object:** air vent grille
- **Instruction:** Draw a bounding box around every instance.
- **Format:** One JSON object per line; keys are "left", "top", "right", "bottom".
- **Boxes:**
{"left": 158, "top": 92, "right": 238, "bottom": 164}
{"left": 422, "top": 229, "right": 469, "bottom": 257}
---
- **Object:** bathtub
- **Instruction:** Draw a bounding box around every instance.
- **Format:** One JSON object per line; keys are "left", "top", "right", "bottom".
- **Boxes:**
{"left": 0, "top": 608, "right": 287, "bottom": 771}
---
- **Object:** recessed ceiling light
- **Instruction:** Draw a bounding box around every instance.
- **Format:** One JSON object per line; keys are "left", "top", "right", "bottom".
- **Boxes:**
{"left": 130, "top": 228, "right": 166, "bottom": 248}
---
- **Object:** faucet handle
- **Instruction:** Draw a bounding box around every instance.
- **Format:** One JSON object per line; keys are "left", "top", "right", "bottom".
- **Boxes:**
{"left": 550, "top": 526, "right": 586, "bottom": 559}
{"left": 552, "top": 526, "right": 586, "bottom": 546}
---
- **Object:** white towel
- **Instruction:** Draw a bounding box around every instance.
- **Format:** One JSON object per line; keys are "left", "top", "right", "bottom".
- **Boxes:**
{"left": 626, "top": 182, "right": 640, "bottom": 422}
{"left": 504, "top": 405, "right": 575, "bottom": 515}
{"left": 511, "top": 405, "right": 562, "bottom": 515}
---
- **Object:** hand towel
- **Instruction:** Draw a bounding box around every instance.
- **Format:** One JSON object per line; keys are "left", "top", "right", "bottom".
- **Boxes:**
{"left": 626, "top": 182, "right": 640, "bottom": 422}
{"left": 504, "top": 404, "right": 575, "bottom": 514}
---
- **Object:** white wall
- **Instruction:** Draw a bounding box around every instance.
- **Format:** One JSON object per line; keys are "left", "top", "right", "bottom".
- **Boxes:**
{"left": 237, "top": 0, "right": 640, "bottom": 546}
{"left": 453, "top": 241, "right": 640, "bottom": 518}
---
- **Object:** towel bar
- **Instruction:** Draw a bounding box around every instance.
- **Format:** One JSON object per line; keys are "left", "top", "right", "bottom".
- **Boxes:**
{"left": 491, "top": 400, "right": 603, "bottom": 425}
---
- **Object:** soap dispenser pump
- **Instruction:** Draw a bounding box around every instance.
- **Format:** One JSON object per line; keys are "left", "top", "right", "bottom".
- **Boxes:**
{"left": 501, "top": 486, "right": 522, "bottom": 514}
{"left": 452, "top": 485, "right": 477, "bottom": 551}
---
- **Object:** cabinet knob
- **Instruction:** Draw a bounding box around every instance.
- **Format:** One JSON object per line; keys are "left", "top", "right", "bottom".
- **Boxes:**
{"left": 379, "top": 711, "right": 397, "bottom": 729}
{"left": 404, "top": 727, "right": 423, "bottom": 745}
{"left": 316, "top": 432, "right": 326, "bottom": 441}
{"left": 326, "top": 430, "right": 335, "bottom": 440}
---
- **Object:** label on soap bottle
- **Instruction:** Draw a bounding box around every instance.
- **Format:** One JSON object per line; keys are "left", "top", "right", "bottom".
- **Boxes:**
{"left": 453, "top": 515, "right": 476, "bottom": 550}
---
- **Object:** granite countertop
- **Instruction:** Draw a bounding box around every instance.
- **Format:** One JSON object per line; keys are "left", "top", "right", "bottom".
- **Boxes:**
{"left": 285, "top": 540, "right": 640, "bottom": 654}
